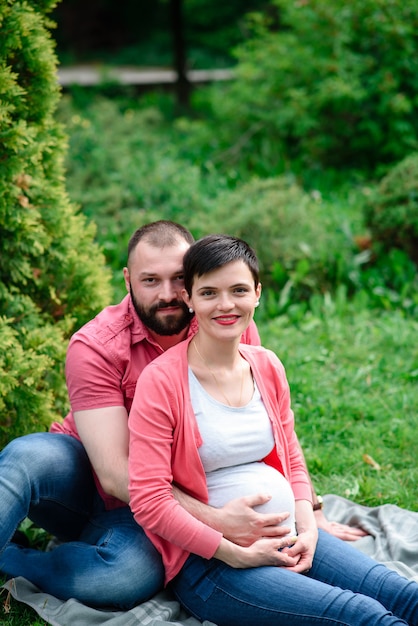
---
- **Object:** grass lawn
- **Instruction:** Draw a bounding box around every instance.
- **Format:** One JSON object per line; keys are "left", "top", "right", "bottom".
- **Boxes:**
{"left": 260, "top": 305, "right": 418, "bottom": 511}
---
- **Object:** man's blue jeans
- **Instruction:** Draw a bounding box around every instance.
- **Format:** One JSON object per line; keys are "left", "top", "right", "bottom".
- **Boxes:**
{"left": 172, "top": 530, "right": 418, "bottom": 626}
{"left": 0, "top": 433, "right": 164, "bottom": 609}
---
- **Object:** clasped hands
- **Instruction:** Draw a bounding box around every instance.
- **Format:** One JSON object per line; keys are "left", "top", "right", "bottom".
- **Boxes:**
{"left": 216, "top": 493, "right": 317, "bottom": 573}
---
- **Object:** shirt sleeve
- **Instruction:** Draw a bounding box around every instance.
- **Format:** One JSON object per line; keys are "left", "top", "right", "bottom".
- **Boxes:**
{"left": 66, "top": 335, "right": 125, "bottom": 412}
{"left": 274, "top": 358, "right": 312, "bottom": 502}
{"left": 255, "top": 349, "right": 312, "bottom": 503}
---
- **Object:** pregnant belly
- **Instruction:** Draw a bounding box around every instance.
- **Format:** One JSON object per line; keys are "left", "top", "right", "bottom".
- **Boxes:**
{"left": 206, "top": 462, "right": 296, "bottom": 536}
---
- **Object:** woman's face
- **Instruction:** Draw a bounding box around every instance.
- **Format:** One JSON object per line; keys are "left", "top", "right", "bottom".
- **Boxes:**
{"left": 183, "top": 260, "right": 261, "bottom": 342}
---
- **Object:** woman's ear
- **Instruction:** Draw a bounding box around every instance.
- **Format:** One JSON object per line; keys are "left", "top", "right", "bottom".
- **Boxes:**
{"left": 255, "top": 282, "right": 262, "bottom": 301}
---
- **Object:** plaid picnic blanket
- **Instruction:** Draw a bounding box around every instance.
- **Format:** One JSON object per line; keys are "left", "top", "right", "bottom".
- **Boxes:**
{"left": 2, "top": 495, "right": 418, "bottom": 625}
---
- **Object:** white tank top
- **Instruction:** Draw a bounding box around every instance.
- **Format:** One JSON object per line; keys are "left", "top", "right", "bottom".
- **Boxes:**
{"left": 189, "top": 368, "right": 296, "bottom": 536}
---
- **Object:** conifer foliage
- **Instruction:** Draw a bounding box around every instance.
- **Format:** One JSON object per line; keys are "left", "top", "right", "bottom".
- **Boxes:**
{"left": 0, "top": 0, "right": 111, "bottom": 446}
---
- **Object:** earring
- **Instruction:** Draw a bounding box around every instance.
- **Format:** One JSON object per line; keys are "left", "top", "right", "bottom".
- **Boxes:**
{"left": 188, "top": 307, "right": 194, "bottom": 313}
{"left": 254, "top": 301, "right": 260, "bottom": 308}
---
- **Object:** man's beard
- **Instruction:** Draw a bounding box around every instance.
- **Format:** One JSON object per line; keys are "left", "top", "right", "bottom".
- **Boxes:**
{"left": 130, "top": 287, "right": 193, "bottom": 336}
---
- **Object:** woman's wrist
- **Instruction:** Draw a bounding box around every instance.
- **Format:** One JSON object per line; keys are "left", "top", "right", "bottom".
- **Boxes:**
{"left": 295, "top": 499, "right": 317, "bottom": 534}
{"left": 214, "top": 538, "right": 246, "bottom": 568}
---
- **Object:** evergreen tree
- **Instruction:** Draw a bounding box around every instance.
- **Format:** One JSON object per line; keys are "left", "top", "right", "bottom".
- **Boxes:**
{"left": 0, "top": 0, "right": 112, "bottom": 446}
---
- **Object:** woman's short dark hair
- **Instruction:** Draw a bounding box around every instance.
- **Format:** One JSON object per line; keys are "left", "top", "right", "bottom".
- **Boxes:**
{"left": 183, "top": 234, "right": 259, "bottom": 296}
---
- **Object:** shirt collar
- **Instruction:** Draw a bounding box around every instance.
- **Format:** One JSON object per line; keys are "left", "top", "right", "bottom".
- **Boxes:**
{"left": 127, "top": 295, "right": 199, "bottom": 347}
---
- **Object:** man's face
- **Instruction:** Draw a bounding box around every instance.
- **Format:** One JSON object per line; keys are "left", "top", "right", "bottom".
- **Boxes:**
{"left": 124, "top": 239, "right": 193, "bottom": 336}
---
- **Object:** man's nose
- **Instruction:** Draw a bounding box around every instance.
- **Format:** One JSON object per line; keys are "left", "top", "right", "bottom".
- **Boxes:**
{"left": 158, "top": 280, "right": 177, "bottom": 301}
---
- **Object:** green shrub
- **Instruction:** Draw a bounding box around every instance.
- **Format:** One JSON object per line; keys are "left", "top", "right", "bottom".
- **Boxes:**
{"left": 0, "top": 0, "right": 112, "bottom": 447}
{"left": 189, "top": 176, "right": 359, "bottom": 306}
{"left": 364, "top": 153, "right": 418, "bottom": 264}
{"left": 57, "top": 94, "right": 226, "bottom": 297}
{"left": 201, "top": 0, "right": 418, "bottom": 174}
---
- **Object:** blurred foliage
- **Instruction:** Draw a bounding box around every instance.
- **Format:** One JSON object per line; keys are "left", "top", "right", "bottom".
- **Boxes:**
{"left": 364, "top": 152, "right": 418, "bottom": 264}
{"left": 0, "top": 0, "right": 112, "bottom": 447}
{"left": 189, "top": 176, "right": 357, "bottom": 292}
{"left": 55, "top": 94, "right": 220, "bottom": 297}
{"left": 191, "top": 0, "right": 418, "bottom": 174}
{"left": 57, "top": 91, "right": 418, "bottom": 317}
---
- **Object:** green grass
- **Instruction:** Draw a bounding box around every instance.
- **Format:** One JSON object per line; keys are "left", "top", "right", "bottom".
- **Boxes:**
{"left": 259, "top": 304, "right": 418, "bottom": 512}
{"left": 0, "top": 582, "right": 46, "bottom": 625}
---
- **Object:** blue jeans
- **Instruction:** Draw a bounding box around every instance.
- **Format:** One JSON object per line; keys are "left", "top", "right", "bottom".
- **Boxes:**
{"left": 171, "top": 530, "right": 418, "bottom": 626}
{"left": 0, "top": 433, "right": 164, "bottom": 608}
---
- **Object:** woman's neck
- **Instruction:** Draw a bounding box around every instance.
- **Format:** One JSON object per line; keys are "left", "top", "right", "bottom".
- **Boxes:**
{"left": 191, "top": 334, "right": 241, "bottom": 370}
{"left": 190, "top": 334, "right": 253, "bottom": 407}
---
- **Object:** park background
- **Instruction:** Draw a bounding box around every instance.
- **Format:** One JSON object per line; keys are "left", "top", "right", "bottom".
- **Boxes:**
{"left": 1, "top": 1, "right": 417, "bottom": 621}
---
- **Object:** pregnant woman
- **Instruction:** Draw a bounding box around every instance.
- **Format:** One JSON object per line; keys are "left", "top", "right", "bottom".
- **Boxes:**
{"left": 128, "top": 234, "right": 418, "bottom": 626}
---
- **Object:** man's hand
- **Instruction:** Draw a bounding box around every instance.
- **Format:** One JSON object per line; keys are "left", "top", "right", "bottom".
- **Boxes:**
{"left": 218, "top": 494, "right": 292, "bottom": 546}
{"left": 173, "top": 488, "right": 291, "bottom": 547}
{"left": 314, "top": 509, "right": 368, "bottom": 541}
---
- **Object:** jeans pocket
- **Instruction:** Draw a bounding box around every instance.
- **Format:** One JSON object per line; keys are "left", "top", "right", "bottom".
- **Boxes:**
{"left": 181, "top": 555, "right": 223, "bottom": 602}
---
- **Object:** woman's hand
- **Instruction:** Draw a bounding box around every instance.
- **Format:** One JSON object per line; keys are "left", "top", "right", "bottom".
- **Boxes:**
{"left": 215, "top": 535, "right": 300, "bottom": 569}
{"left": 279, "top": 529, "right": 318, "bottom": 573}
{"left": 214, "top": 499, "right": 319, "bottom": 572}
{"left": 281, "top": 499, "right": 318, "bottom": 573}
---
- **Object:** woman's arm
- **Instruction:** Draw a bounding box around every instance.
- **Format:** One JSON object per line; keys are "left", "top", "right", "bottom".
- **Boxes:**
{"left": 128, "top": 361, "right": 223, "bottom": 559}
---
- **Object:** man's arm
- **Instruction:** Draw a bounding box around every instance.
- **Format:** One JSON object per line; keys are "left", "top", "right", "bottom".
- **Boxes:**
{"left": 173, "top": 487, "right": 291, "bottom": 546}
{"left": 74, "top": 406, "right": 130, "bottom": 503}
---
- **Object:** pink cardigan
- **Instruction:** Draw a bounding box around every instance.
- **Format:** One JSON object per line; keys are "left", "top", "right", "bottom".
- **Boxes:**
{"left": 128, "top": 338, "right": 312, "bottom": 585}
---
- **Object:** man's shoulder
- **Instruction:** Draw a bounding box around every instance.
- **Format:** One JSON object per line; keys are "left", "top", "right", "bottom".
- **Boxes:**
{"left": 71, "top": 295, "right": 139, "bottom": 347}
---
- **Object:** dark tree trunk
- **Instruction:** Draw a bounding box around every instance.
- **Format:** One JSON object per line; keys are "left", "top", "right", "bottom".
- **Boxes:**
{"left": 170, "top": 0, "right": 190, "bottom": 108}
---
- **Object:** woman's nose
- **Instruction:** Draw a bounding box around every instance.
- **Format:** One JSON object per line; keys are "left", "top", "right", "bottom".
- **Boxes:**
{"left": 217, "top": 293, "right": 234, "bottom": 310}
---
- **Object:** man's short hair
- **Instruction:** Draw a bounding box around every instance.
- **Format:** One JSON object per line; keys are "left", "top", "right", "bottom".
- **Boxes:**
{"left": 127, "top": 221, "right": 195, "bottom": 262}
